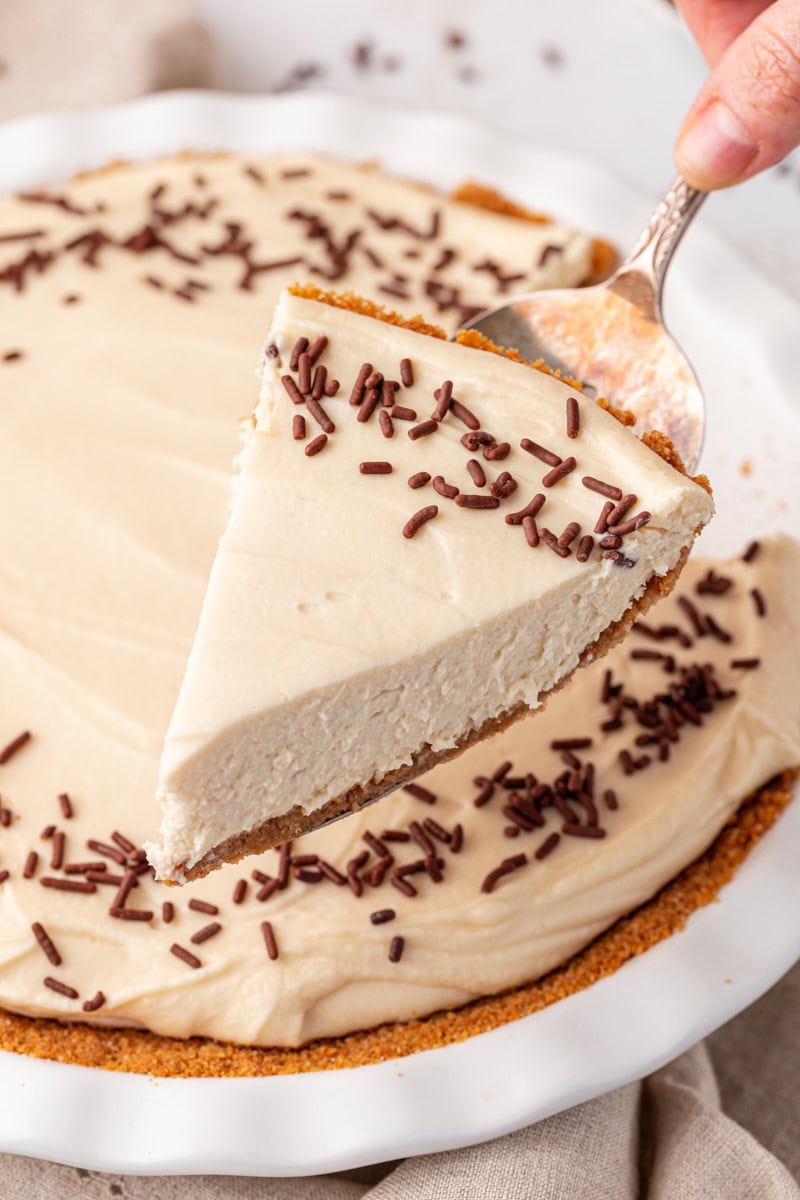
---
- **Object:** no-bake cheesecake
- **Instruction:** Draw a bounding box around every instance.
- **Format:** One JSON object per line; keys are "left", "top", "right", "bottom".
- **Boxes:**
{"left": 149, "top": 286, "right": 713, "bottom": 883}
{"left": 0, "top": 151, "right": 795, "bottom": 1076}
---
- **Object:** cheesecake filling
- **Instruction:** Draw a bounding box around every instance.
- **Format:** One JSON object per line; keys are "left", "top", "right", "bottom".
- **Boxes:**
{"left": 150, "top": 292, "right": 713, "bottom": 880}
{"left": 0, "top": 541, "right": 797, "bottom": 1046}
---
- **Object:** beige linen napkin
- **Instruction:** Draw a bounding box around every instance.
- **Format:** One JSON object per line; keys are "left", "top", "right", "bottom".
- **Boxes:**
{"left": 0, "top": 2, "right": 797, "bottom": 1193}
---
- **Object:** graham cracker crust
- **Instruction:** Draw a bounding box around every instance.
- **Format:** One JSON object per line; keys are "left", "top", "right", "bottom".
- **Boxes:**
{"left": 175, "top": 285, "right": 711, "bottom": 881}
{"left": 1, "top": 770, "right": 793, "bottom": 1076}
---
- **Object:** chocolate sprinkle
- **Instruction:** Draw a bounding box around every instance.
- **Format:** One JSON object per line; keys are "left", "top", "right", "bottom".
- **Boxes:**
{"left": 281, "top": 375, "right": 305, "bottom": 405}
{"left": 190, "top": 922, "right": 222, "bottom": 944}
{"left": 751, "top": 588, "right": 767, "bottom": 618}
{"left": 58, "top": 793, "right": 73, "bottom": 819}
{"left": 535, "top": 832, "right": 561, "bottom": 860}
{"left": 408, "top": 419, "right": 438, "bottom": 441}
{"left": 520, "top": 438, "right": 560, "bottom": 466}
{"left": 582, "top": 476, "right": 622, "bottom": 501}
{"left": 388, "top": 935, "right": 405, "bottom": 962}
{"left": 170, "top": 944, "right": 202, "bottom": 970}
{"left": 305, "top": 433, "right": 328, "bottom": 457}
{"left": 566, "top": 396, "right": 580, "bottom": 439}
{"left": 481, "top": 853, "right": 527, "bottom": 893}
{"left": 32, "top": 922, "right": 61, "bottom": 967}
{"left": 82, "top": 992, "right": 106, "bottom": 1013}
{"left": 408, "top": 471, "right": 431, "bottom": 489}
{"left": 742, "top": 540, "right": 760, "bottom": 563}
{"left": 522, "top": 515, "right": 540, "bottom": 547}
{"left": 162, "top": 902, "right": 175, "bottom": 923}
{"left": 730, "top": 657, "right": 761, "bottom": 669}
{"left": 403, "top": 783, "right": 437, "bottom": 805}
{"left": 370, "top": 909, "right": 396, "bottom": 925}
{"left": 403, "top": 505, "right": 438, "bottom": 539}
{"left": 542, "top": 457, "right": 577, "bottom": 487}
{"left": 261, "top": 920, "right": 279, "bottom": 960}
{"left": 44, "top": 977, "right": 79, "bottom": 1000}
{"left": 292, "top": 414, "right": 306, "bottom": 440}
{"left": 0, "top": 730, "right": 31, "bottom": 766}
{"left": 576, "top": 535, "right": 594, "bottom": 562}
{"left": 360, "top": 461, "right": 392, "bottom": 475}
{"left": 433, "top": 475, "right": 459, "bottom": 499}
{"left": 400, "top": 357, "right": 414, "bottom": 387}
{"left": 188, "top": 899, "right": 218, "bottom": 915}
{"left": 455, "top": 494, "right": 499, "bottom": 510}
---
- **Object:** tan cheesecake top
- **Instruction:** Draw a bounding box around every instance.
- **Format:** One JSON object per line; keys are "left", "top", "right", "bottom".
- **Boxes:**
{"left": 0, "top": 540, "right": 797, "bottom": 1047}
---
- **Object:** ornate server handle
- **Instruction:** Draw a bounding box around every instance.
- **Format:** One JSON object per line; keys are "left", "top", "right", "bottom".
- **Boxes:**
{"left": 609, "top": 176, "right": 706, "bottom": 318}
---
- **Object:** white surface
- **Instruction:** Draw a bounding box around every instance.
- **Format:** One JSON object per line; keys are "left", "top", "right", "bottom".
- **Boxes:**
{"left": 190, "top": 0, "right": 800, "bottom": 301}
{"left": 0, "top": 90, "right": 797, "bottom": 1177}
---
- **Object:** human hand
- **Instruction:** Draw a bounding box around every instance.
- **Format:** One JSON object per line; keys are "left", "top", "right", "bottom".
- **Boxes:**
{"left": 674, "top": 0, "right": 800, "bottom": 189}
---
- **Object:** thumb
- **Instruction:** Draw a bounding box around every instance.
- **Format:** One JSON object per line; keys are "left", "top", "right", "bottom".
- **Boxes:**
{"left": 675, "top": 0, "right": 800, "bottom": 189}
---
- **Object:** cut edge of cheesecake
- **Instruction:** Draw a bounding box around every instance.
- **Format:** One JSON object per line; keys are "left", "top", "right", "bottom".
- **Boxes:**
{"left": 169, "top": 283, "right": 712, "bottom": 884}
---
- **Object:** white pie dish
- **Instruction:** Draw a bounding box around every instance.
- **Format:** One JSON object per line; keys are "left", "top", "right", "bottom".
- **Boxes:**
{"left": 0, "top": 89, "right": 797, "bottom": 1177}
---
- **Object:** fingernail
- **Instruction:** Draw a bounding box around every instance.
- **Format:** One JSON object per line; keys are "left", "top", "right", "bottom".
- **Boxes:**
{"left": 676, "top": 100, "right": 758, "bottom": 189}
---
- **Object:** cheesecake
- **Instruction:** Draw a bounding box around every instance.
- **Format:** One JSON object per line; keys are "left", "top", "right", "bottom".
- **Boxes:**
{"left": 1, "top": 538, "right": 797, "bottom": 1068}
{"left": 148, "top": 286, "right": 714, "bottom": 884}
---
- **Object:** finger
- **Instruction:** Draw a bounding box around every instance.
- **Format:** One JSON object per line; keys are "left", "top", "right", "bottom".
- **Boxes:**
{"left": 675, "top": 0, "right": 800, "bottom": 188}
{"left": 675, "top": 0, "right": 775, "bottom": 67}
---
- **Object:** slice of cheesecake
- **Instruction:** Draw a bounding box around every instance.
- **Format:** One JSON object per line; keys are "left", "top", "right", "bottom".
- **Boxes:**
{"left": 147, "top": 286, "right": 713, "bottom": 882}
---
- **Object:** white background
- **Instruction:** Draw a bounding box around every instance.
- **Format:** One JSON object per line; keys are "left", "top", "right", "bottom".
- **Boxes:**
{"left": 191, "top": 0, "right": 799, "bottom": 300}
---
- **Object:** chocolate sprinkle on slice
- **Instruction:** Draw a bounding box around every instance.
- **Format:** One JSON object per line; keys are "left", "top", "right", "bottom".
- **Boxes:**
{"left": 261, "top": 921, "right": 279, "bottom": 960}
{"left": 582, "top": 476, "right": 622, "bottom": 501}
{"left": 432, "top": 380, "right": 453, "bottom": 421}
{"left": 82, "top": 992, "right": 106, "bottom": 1013}
{"left": 751, "top": 588, "right": 767, "bottom": 618}
{"left": 297, "top": 352, "right": 311, "bottom": 395}
{"left": 281, "top": 375, "right": 305, "bottom": 405}
{"left": 305, "top": 433, "right": 328, "bottom": 457}
{"left": 408, "top": 419, "right": 438, "bottom": 441}
{"left": 742, "top": 540, "right": 760, "bottom": 563}
{"left": 606, "top": 493, "right": 637, "bottom": 526}
{"left": 455, "top": 494, "right": 499, "bottom": 509}
{"left": 506, "top": 494, "right": 546, "bottom": 526}
{"left": 292, "top": 414, "right": 306, "bottom": 441}
{"left": 400, "top": 357, "right": 414, "bottom": 387}
{"left": 191, "top": 922, "right": 222, "bottom": 944}
{"left": 357, "top": 387, "right": 380, "bottom": 423}
{"left": 360, "top": 461, "right": 392, "bottom": 475}
{"left": 289, "top": 337, "right": 308, "bottom": 371}
{"left": 32, "top": 922, "right": 61, "bottom": 966}
{"left": 58, "top": 793, "right": 73, "bottom": 819}
{"left": 162, "top": 902, "right": 175, "bottom": 923}
{"left": 388, "top": 935, "right": 405, "bottom": 963}
{"left": 306, "top": 335, "right": 328, "bottom": 365}
{"left": 576, "top": 535, "right": 594, "bottom": 562}
{"left": 44, "top": 977, "right": 79, "bottom": 1000}
{"left": 594, "top": 501, "right": 615, "bottom": 535}
{"left": 350, "top": 362, "right": 373, "bottom": 406}
{"left": 433, "top": 475, "right": 459, "bottom": 499}
{"left": 608, "top": 512, "right": 651, "bottom": 536}
{"left": 558, "top": 521, "right": 581, "bottom": 548}
{"left": 466, "top": 459, "right": 486, "bottom": 487}
{"left": 0, "top": 730, "right": 31, "bottom": 766}
{"left": 522, "top": 515, "right": 539, "bottom": 547}
{"left": 539, "top": 527, "right": 570, "bottom": 557}
{"left": 188, "top": 899, "right": 218, "bottom": 915}
{"left": 306, "top": 397, "right": 334, "bottom": 433}
{"left": 566, "top": 396, "right": 580, "bottom": 438}
{"left": 450, "top": 399, "right": 480, "bottom": 430}
{"left": 520, "top": 438, "right": 561, "bottom": 466}
{"left": 403, "top": 505, "right": 438, "bottom": 539}
{"left": 379, "top": 409, "right": 394, "bottom": 439}
{"left": 23, "top": 851, "right": 38, "bottom": 879}
{"left": 391, "top": 404, "right": 416, "bottom": 422}
{"left": 542, "top": 457, "right": 577, "bottom": 487}
{"left": 170, "top": 944, "right": 202, "bottom": 970}
{"left": 408, "top": 471, "right": 431, "bottom": 489}
{"left": 370, "top": 909, "right": 396, "bottom": 925}
{"left": 731, "top": 657, "right": 761, "bottom": 669}
{"left": 484, "top": 442, "right": 510, "bottom": 461}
